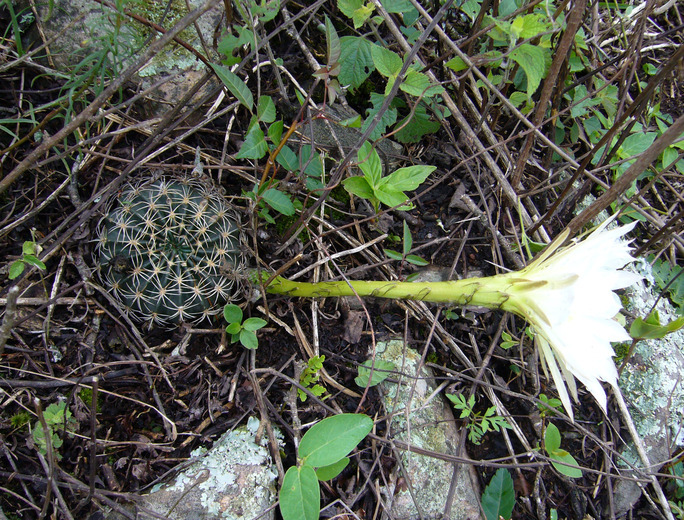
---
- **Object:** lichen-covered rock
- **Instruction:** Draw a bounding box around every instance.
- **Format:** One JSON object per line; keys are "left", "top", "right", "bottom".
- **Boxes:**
{"left": 107, "top": 417, "right": 279, "bottom": 520}
{"left": 612, "top": 266, "right": 684, "bottom": 516}
{"left": 373, "top": 339, "right": 480, "bottom": 520}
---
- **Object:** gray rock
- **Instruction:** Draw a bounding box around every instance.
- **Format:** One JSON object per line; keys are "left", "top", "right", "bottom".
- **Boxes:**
{"left": 108, "top": 417, "right": 279, "bottom": 520}
{"left": 613, "top": 265, "right": 684, "bottom": 516}
{"left": 372, "top": 339, "right": 480, "bottom": 520}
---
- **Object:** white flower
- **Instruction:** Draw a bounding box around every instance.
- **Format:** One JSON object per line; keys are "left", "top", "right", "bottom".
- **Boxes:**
{"left": 504, "top": 218, "right": 642, "bottom": 420}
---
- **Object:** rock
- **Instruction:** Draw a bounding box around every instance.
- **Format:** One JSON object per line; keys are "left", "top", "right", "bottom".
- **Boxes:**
{"left": 612, "top": 265, "right": 684, "bottom": 516}
{"left": 372, "top": 339, "right": 480, "bottom": 520}
{"left": 107, "top": 417, "right": 279, "bottom": 520}
{"left": 24, "top": 0, "right": 222, "bottom": 116}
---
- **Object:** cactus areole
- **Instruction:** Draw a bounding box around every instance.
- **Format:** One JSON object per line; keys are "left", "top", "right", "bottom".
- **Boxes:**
{"left": 96, "top": 178, "right": 246, "bottom": 327}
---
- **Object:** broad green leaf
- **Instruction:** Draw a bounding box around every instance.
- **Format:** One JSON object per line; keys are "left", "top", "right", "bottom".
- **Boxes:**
{"left": 445, "top": 56, "right": 468, "bottom": 72}
{"left": 620, "top": 132, "right": 657, "bottom": 158}
{"left": 357, "top": 141, "right": 382, "bottom": 186}
{"left": 384, "top": 249, "right": 404, "bottom": 261}
{"left": 262, "top": 188, "right": 296, "bottom": 215}
{"left": 509, "top": 44, "right": 547, "bottom": 96}
{"left": 275, "top": 145, "right": 299, "bottom": 172}
{"left": 544, "top": 423, "right": 561, "bottom": 453}
{"left": 211, "top": 64, "right": 254, "bottom": 111}
{"left": 511, "top": 13, "right": 550, "bottom": 39}
{"left": 280, "top": 466, "right": 320, "bottom": 520}
{"left": 481, "top": 469, "right": 515, "bottom": 520}
{"left": 239, "top": 329, "right": 259, "bottom": 349}
{"left": 394, "top": 105, "right": 440, "bottom": 143}
{"left": 379, "top": 165, "right": 435, "bottom": 192}
{"left": 223, "top": 304, "right": 243, "bottom": 324}
{"left": 226, "top": 322, "right": 241, "bottom": 335}
{"left": 362, "top": 94, "right": 397, "bottom": 141}
{"left": 400, "top": 70, "right": 443, "bottom": 98}
{"left": 355, "top": 359, "right": 396, "bottom": 387}
{"left": 374, "top": 185, "right": 411, "bottom": 208}
{"left": 236, "top": 126, "right": 268, "bottom": 159}
{"left": 268, "top": 120, "right": 284, "bottom": 143}
{"left": 257, "top": 96, "right": 276, "bottom": 123}
{"left": 243, "top": 317, "right": 268, "bottom": 331}
{"left": 22, "top": 255, "right": 46, "bottom": 270}
{"left": 299, "top": 414, "right": 373, "bottom": 467}
{"left": 8, "top": 261, "right": 25, "bottom": 280}
{"left": 371, "top": 44, "right": 402, "bottom": 78}
{"left": 315, "top": 457, "right": 349, "bottom": 481}
{"left": 22, "top": 241, "right": 37, "bottom": 255}
{"left": 324, "top": 16, "right": 341, "bottom": 65}
{"left": 405, "top": 254, "right": 428, "bottom": 266}
{"left": 342, "top": 176, "right": 374, "bottom": 200}
{"left": 662, "top": 147, "right": 678, "bottom": 168}
{"left": 630, "top": 312, "right": 684, "bottom": 340}
{"left": 339, "top": 37, "right": 375, "bottom": 89}
{"left": 549, "top": 453, "right": 583, "bottom": 479}
{"left": 338, "top": 0, "right": 373, "bottom": 28}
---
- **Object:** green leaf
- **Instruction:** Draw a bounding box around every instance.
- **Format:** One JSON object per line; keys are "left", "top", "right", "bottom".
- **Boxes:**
{"left": 357, "top": 141, "right": 382, "bottom": 186}
{"left": 630, "top": 311, "right": 684, "bottom": 339}
{"left": 239, "top": 329, "right": 259, "bottom": 349}
{"left": 544, "top": 423, "right": 561, "bottom": 453}
{"left": 315, "top": 457, "right": 349, "bottom": 481}
{"left": 371, "top": 44, "right": 402, "bottom": 78}
{"left": 280, "top": 465, "right": 320, "bottom": 520}
{"left": 243, "top": 317, "right": 268, "bottom": 332}
{"left": 324, "top": 16, "right": 341, "bottom": 65}
{"left": 380, "top": 165, "right": 435, "bottom": 192}
{"left": 339, "top": 37, "right": 375, "bottom": 89}
{"left": 8, "top": 261, "right": 26, "bottom": 280}
{"left": 402, "top": 220, "right": 412, "bottom": 254}
{"left": 268, "top": 120, "right": 284, "bottom": 143}
{"left": 445, "top": 56, "right": 468, "bottom": 72}
{"left": 374, "top": 185, "right": 411, "bottom": 208}
{"left": 511, "top": 13, "right": 550, "bottom": 39}
{"left": 22, "top": 241, "right": 37, "bottom": 255}
{"left": 257, "top": 96, "right": 276, "bottom": 123}
{"left": 262, "top": 188, "right": 296, "bottom": 216}
{"left": 211, "top": 64, "right": 254, "bottom": 112}
{"left": 361, "top": 94, "right": 397, "bottom": 140}
{"left": 400, "top": 69, "right": 443, "bottom": 98}
{"left": 299, "top": 414, "right": 373, "bottom": 467}
{"left": 226, "top": 322, "right": 242, "bottom": 335}
{"left": 394, "top": 104, "right": 440, "bottom": 143}
{"left": 342, "top": 176, "right": 375, "bottom": 200}
{"left": 481, "top": 469, "right": 515, "bottom": 520}
{"left": 338, "top": 0, "right": 374, "bottom": 28}
{"left": 405, "top": 255, "right": 428, "bottom": 266}
{"left": 275, "top": 145, "right": 299, "bottom": 172}
{"left": 549, "top": 452, "right": 583, "bottom": 479}
{"left": 384, "top": 249, "right": 404, "bottom": 261}
{"left": 508, "top": 44, "right": 547, "bottom": 96}
{"left": 355, "top": 359, "right": 395, "bottom": 387}
{"left": 236, "top": 126, "right": 268, "bottom": 159}
{"left": 224, "top": 304, "right": 243, "bottom": 324}
{"left": 620, "top": 132, "right": 657, "bottom": 158}
{"left": 22, "top": 255, "right": 46, "bottom": 270}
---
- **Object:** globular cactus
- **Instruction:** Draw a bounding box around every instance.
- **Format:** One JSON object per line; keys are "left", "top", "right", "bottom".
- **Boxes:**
{"left": 96, "top": 177, "right": 246, "bottom": 327}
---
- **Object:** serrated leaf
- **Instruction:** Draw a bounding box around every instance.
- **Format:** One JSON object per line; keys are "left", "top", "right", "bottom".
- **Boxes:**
{"left": 481, "top": 468, "right": 515, "bottom": 520}
{"left": 223, "top": 304, "right": 243, "bottom": 323}
{"left": 508, "top": 44, "right": 547, "bottom": 96}
{"left": 362, "top": 94, "right": 397, "bottom": 140}
{"left": 211, "top": 64, "right": 253, "bottom": 111}
{"left": 299, "top": 414, "right": 372, "bottom": 467}
{"left": 280, "top": 466, "right": 320, "bottom": 520}
{"left": 400, "top": 69, "right": 443, "bottom": 98}
{"left": 236, "top": 126, "right": 268, "bottom": 159}
{"left": 315, "top": 457, "right": 349, "bottom": 481}
{"left": 371, "top": 44, "right": 402, "bottom": 78}
{"left": 339, "top": 36, "right": 375, "bottom": 89}
{"left": 355, "top": 359, "right": 395, "bottom": 387}
{"left": 262, "top": 188, "right": 296, "bottom": 215}
{"left": 342, "top": 176, "right": 374, "bottom": 200}
{"left": 256, "top": 96, "right": 276, "bottom": 123}
{"left": 511, "top": 13, "right": 550, "bottom": 39}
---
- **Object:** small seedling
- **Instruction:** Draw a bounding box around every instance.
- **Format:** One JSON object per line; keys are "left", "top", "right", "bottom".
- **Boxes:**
{"left": 32, "top": 402, "right": 77, "bottom": 461}
{"left": 499, "top": 330, "right": 517, "bottom": 350}
{"left": 544, "top": 423, "right": 582, "bottom": 478}
{"left": 354, "top": 359, "right": 395, "bottom": 387}
{"left": 384, "top": 221, "right": 428, "bottom": 266}
{"left": 280, "top": 414, "right": 372, "bottom": 520}
{"left": 9, "top": 241, "right": 46, "bottom": 279}
{"left": 537, "top": 394, "right": 563, "bottom": 418}
{"left": 224, "top": 304, "right": 267, "bottom": 350}
{"left": 447, "top": 393, "right": 511, "bottom": 445}
{"left": 298, "top": 355, "right": 327, "bottom": 402}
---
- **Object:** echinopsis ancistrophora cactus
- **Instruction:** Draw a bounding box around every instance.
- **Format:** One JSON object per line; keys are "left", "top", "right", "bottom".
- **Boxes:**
{"left": 96, "top": 178, "right": 246, "bottom": 327}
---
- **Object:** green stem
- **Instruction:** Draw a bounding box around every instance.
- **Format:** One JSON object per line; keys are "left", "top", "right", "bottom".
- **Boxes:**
{"left": 262, "top": 274, "right": 523, "bottom": 313}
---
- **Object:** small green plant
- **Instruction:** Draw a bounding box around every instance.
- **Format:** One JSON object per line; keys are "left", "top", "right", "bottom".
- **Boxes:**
{"left": 354, "top": 359, "right": 395, "bottom": 387}
{"left": 499, "top": 330, "right": 517, "bottom": 350}
{"left": 537, "top": 394, "right": 563, "bottom": 418}
{"left": 32, "top": 402, "right": 77, "bottom": 461}
{"left": 630, "top": 310, "right": 684, "bottom": 340}
{"left": 384, "top": 221, "right": 428, "bottom": 266}
{"left": 279, "top": 413, "right": 372, "bottom": 520}
{"left": 298, "top": 355, "right": 327, "bottom": 402}
{"left": 223, "top": 304, "right": 267, "bottom": 350}
{"left": 481, "top": 468, "right": 515, "bottom": 520}
{"left": 10, "top": 411, "right": 31, "bottom": 429}
{"left": 649, "top": 256, "right": 684, "bottom": 314}
{"left": 9, "top": 241, "right": 46, "bottom": 279}
{"left": 544, "top": 423, "right": 582, "bottom": 478}
{"left": 343, "top": 141, "right": 435, "bottom": 213}
{"left": 446, "top": 393, "right": 511, "bottom": 445}
{"left": 667, "top": 461, "right": 684, "bottom": 519}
